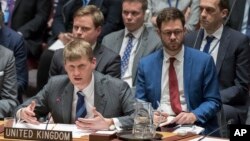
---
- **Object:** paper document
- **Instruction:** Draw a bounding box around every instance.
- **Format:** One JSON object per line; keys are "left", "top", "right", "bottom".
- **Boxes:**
{"left": 159, "top": 116, "right": 175, "bottom": 127}
{"left": 48, "top": 39, "right": 64, "bottom": 51}
{"left": 173, "top": 125, "right": 205, "bottom": 134}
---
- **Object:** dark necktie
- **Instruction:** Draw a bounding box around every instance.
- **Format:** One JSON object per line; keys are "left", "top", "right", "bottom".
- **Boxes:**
{"left": 4, "top": 0, "right": 14, "bottom": 26}
{"left": 121, "top": 33, "right": 134, "bottom": 77}
{"left": 203, "top": 36, "right": 215, "bottom": 53}
{"left": 76, "top": 91, "right": 87, "bottom": 120}
{"left": 169, "top": 57, "right": 182, "bottom": 114}
{"left": 82, "top": 0, "right": 89, "bottom": 6}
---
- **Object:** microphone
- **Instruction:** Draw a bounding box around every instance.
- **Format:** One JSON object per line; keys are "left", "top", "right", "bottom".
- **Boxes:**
{"left": 197, "top": 119, "right": 234, "bottom": 141}
{"left": 45, "top": 97, "right": 61, "bottom": 130}
{"left": 45, "top": 113, "right": 52, "bottom": 130}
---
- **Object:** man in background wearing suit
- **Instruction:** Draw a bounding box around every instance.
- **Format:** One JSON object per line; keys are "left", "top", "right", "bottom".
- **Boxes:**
{"left": 136, "top": 7, "right": 221, "bottom": 136}
{"left": 0, "top": 6, "right": 27, "bottom": 103}
{"left": 51, "top": 0, "right": 124, "bottom": 44}
{"left": 102, "top": 0, "right": 162, "bottom": 88}
{"left": 9, "top": 0, "right": 52, "bottom": 59}
{"left": 37, "top": 0, "right": 124, "bottom": 90}
{"left": 0, "top": 45, "right": 18, "bottom": 118}
{"left": 49, "top": 5, "right": 120, "bottom": 79}
{"left": 15, "top": 39, "right": 135, "bottom": 130}
{"left": 184, "top": 0, "right": 250, "bottom": 125}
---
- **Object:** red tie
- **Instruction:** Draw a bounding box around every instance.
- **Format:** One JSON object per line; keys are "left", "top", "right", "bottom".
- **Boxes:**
{"left": 169, "top": 57, "right": 182, "bottom": 114}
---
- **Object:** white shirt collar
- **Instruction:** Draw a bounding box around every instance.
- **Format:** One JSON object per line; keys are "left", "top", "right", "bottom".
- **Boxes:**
{"left": 91, "top": 42, "right": 97, "bottom": 51}
{"left": 74, "top": 73, "right": 95, "bottom": 99}
{"left": 124, "top": 25, "right": 145, "bottom": 39}
{"left": 203, "top": 24, "right": 224, "bottom": 40}
{"left": 163, "top": 45, "right": 185, "bottom": 62}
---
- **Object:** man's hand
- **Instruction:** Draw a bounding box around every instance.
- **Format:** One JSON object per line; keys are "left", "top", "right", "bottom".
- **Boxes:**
{"left": 58, "top": 32, "right": 73, "bottom": 45}
{"left": 170, "top": 112, "right": 197, "bottom": 125}
{"left": 20, "top": 101, "right": 39, "bottom": 125}
{"left": 75, "top": 108, "right": 113, "bottom": 130}
{"left": 154, "top": 111, "right": 168, "bottom": 126}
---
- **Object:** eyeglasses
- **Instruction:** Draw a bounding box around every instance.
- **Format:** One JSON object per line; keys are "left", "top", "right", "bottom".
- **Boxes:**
{"left": 161, "top": 30, "right": 183, "bottom": 37}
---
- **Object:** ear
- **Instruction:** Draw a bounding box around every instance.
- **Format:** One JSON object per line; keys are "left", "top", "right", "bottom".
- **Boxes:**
{"left": 221, "top": 9, "right": 229, "bottom": 19}
{"left": 156, "top": 28, "right": 161, "bottom": 37}
{"left": 183, "top": 26, "right": 187, "bottom": 34}
{"left": 64, "top": 61, "right": 68, "bottom": 73}
{"left": 96, "top": 26, "right": 102, "bottom": 35}
{"left": 91, "top": 57, "right": 97, "bottom": 69}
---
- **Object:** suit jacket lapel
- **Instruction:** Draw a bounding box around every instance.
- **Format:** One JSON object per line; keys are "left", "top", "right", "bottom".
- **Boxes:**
{"left": 194, "top": 29, "right": 204, "bottom": 50}
{"left": 154, "top": 50, "right": 163, "bottom": 103}
{"left": 61, "top": 83, "right": 74, "bottom": 123}
{"left": 216, "top": 27, "right": 230, "bottom": 73}
{"left": 115, "top": 31, "right": 125, "bottom": 53}
{"left": 13, "top": 0, "right": 21, "bottom": 13}
{"left": 132, "top": 27, "right": 148, "bottom": 85}
{"left": 94, "top": 72, "right": 107, "bottom": 114}
{"left": 183, "top": 47, "right": 192, "bottom": 110}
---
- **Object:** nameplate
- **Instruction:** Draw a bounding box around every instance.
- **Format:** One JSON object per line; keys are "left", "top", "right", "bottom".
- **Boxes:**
{"left": 4, "top": 127, "right": 72, "bottom": 141}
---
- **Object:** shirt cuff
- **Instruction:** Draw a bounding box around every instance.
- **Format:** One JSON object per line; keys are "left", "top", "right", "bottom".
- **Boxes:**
{"left": 112, "top": 118, "right": 122, "bottom": 131}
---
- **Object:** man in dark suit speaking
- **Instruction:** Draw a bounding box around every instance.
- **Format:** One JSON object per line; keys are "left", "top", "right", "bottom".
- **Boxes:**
{"left": 15, "top": 39, "right": 135, "bottom": 130}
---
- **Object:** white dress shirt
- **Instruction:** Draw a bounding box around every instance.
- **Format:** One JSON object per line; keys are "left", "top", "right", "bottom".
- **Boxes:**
{"left": 200, "top": 25, "right": 223, "bottom": 64}
{"left": 120, "top": 26, "right": 144, "bottom": 87}
{"left": 160, "top": 46, "right": 187, "bottom": 116}
{"left": 71, "top": 73, "right": 95, "bottom": 121}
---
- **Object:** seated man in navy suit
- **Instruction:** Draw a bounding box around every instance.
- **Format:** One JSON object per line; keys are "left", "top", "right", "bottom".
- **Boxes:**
{"left": 136, "top": 8, "right": 222, "bottom": 136}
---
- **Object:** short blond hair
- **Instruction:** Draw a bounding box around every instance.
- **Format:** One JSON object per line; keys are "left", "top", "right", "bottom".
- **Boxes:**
{"left": 74, "top": 5, "right": 104, "bottom": 28}
{"left": 63, "top": 39, "right": 94, "bottom": 63}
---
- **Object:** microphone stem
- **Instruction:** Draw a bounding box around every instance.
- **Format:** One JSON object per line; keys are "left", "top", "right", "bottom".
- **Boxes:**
{"left": 197, "top": 127, "right": 221, "bottom": 141}
{"left": 45, "top": 114, "right": 52, "bottom": 130}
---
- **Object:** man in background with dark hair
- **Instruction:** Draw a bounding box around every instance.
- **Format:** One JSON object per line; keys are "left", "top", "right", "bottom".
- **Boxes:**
{"left": 136, "top": 7, "right": 221, "bottom": 136}
{"left": 185, "top": 0, "right": 250, "bottom": 125}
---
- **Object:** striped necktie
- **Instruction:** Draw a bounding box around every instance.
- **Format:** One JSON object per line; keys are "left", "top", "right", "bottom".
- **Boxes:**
{"left": 121, "top": 33, "right": 134, "bottom": 77}
{"left": 76, "top": 91, "right": 87, "bottom": 120}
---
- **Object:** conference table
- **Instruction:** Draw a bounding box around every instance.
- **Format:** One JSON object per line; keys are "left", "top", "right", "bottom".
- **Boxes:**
{"left": 0, "top": 121, "right": 227, "bottom": 141}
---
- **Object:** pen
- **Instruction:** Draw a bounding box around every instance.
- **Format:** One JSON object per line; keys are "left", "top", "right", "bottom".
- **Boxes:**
{"left": 156, "top": 101, "right": 162, "bottom": 127}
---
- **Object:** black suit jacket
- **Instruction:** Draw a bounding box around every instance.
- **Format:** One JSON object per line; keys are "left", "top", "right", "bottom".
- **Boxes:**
{"left": 49, "top": 43, "right": 121, "bottom": 78}
{"left": 51, "top": 0, "right": 124, "bottom": 42}
{"left": 227, "top": 0, "right": 246, "bottom": 31}
{"left": 11, "top": 0, "right": 52, "bottom": 57}
{"left": 184, "top": 27, "right": 250, "bottom": 122}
